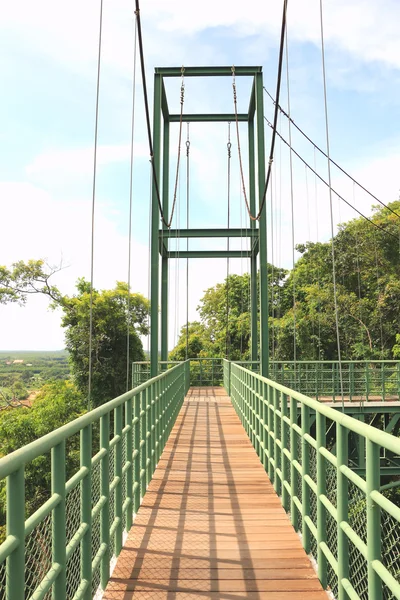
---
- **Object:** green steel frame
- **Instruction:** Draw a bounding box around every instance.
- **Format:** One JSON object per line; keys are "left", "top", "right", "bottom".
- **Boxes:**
{"left": 150, "top": 66, "right": 269, "bottom": 377}
{"left": 224, "top": 360, "right": 400, "bottom": 600}
{"left": 0, "top": 362, "right": 190, "bottom": 600}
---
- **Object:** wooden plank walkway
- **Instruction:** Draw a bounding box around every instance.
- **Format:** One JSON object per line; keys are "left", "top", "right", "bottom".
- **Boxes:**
{"left": 104, "top": 387, "right": 328, "bottom": 599}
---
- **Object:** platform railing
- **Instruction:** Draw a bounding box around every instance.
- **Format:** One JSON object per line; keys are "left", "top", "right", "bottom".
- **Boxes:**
{"left": 133, "top": 359, "right": 258, "bottom": 388}
{"left": 0, "top": 361, "right": 190, "bottom": 600}
{"left": 270, "top": 360, "right": 400, "bottom": 401}
{"left": 226, "top": 360, "right": 400, "bottom": 600}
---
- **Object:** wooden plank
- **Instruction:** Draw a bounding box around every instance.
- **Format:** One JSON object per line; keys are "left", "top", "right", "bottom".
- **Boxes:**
{"left": 104, "top": 387, "right": 328, "bottom": 599}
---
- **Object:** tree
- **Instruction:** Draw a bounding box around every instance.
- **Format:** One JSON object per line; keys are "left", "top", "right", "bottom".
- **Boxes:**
{"left": 170, "top": 266, "right": 287, "bottom": 361}
{"left": 0, "top": 259, "right": 62, "bottom": 304}
{"left": 58, "top": 280, "right": 149, "bottom": 407}
{"left": 0, "top": 381, "right": 85, "bottom": 539}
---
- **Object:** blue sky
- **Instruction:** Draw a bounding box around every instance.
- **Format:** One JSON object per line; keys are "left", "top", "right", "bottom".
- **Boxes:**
{"left": 1, "top": 0, "right": 399, "bottom": 351}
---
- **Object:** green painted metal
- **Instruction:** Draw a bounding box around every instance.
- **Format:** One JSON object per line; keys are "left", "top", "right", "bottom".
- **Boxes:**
{"left": 167, "top": 250, "right": 253, "bottom": 259}
{"left": 151, "top": 66, "right": 265, "bottom": 378}
{"left": 150, "top": 73, "right": 162, "bottom": 378}
{"left": 160, "top": 227, "right": 258, "bottom": 238}
{"left": 169, "top": 113, "right": 248, "bottom": 122}
{"left": 226, "top": 360, "right": 400, "bottom": 600}
{"left": 161, "top": 118, "right": 170, "bottom": 363}
{"left": 155, "top": 66, "right": 262, "bottom": 77}
{"left": 0, "top": 362, "right": 190, "bottom": 599}
{"left": 80, "top": 426, "right": 92, "bottom": 600}
{"left": 255, "top": 72, "right": 268, "bottom": 378}
{"left": 248, "top": 116, "right": 258, "bottom": 362}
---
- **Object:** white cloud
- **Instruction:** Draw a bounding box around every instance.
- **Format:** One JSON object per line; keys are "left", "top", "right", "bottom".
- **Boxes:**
{"left": 26, "top": 143, "right": 147, "bottom": 180}
{"left": 0, "top": 180, "right": 150, "bottom": 349}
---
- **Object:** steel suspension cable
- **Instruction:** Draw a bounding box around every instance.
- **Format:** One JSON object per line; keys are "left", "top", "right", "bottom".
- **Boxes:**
{"left": 88, "top": 0, "right": 104, "bottom": 411}
{"left": 134, "top": 1, "right": 184, "bottom": 228}
{"left": 231, "top": 0, "right": 288, "bottom": 221}
{"left": 263, "top": 86, "right": 400, "bottom": 220}
{"left": 265, "top": 120, "right": 399, "bottom": 242}
{"left": 319, "top": 0, "right": 344, "bottom": 408}
{"left": 126, "top": 16, "right": 138, "bottom": 392}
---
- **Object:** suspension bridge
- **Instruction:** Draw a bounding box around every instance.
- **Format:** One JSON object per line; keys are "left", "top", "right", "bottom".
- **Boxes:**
{"left": 1, "top": 1, "right": 400, "bottom": 600}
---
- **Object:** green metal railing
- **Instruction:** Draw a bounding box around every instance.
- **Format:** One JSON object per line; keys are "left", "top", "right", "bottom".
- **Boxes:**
{"left": 271, "top": 361, "right": 400, "bottom": 402}
{"left": 0, "top": 361, "right": 190, "bottom": 600}
{"left": 133, "top": 359, "right": 259, "bottom": 388}
{"left": 226, "top": 360, "right": 400, "bottom": 600}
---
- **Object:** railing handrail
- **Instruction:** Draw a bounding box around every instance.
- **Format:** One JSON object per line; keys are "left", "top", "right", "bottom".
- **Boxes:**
{"left": 229, "top": 361, "right": 400, "bottom": 456}
{"left": 0, "top": 361, "right": 188, "bottom": 480}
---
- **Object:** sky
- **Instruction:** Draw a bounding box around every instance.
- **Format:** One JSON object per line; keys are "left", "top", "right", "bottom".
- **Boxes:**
{"left": 0, "top": 0, "right": 399, "bottom": 351}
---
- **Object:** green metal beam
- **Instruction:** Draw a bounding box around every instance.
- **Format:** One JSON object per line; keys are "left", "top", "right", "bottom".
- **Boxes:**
{"left": 169, "top": 113, "right": 248, "bottom": 122}
{"left": 155, "top": 66, "right": 262, "bottom": 77}
{"left": 256, "top": 72, "right": 269, "bottom": 378}
{"left": 150, "top": 74, "right": 162, "bottom": 378}
{"left": 159, "top": 228, "right": 258, "bottom": 239}
{"left": 161, "top": 118, "right": 170, "bottom": 363}
{"left": 248, "top": 79, "right": 256, "bottom": 120}
{"left": 161, "top": 80, "right": 169, "bottom": 121}
{"left": 167, "top": 250, "right": 253, "bottom": 259}
{"left": 249, "top": 116, "right": 258, "bottom": 362}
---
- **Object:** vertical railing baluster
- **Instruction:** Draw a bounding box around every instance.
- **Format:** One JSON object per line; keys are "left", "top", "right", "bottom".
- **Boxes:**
{"left": 267, "top": 385, "right": 274, "bottom": 482}
{"left": 290, "top": 396, "right": 298, "bottom": 531}
{"left": 6, "top": 466, "right": 25, "bottom": 600}
{"left": 151, "top": 382, "right": 156, "bottom": 475}
{"left": 114, "top": 405, "right": 123, "bottom": 556}
{"left": 125, "top": 397, "right": 133, "bottom": 532}
{"left": 140, "top": 390, "right": 147, "bottom": 498}
{"left": 281, "top": 392, "right": 289, "bottom": 512}
{"left": 316, "top": 412, "right": 327, "bottom": 588}
{"left": 337, "top": 423, "right": 349, "bottom": 600}
{"left": 273, "top": 388, "right": 281, "bottom": 496}
{"left": 52, "top": 441, "right": 66, "bottom": 600}
{"left": 366, "top": 439, "right": 382, "bottom": 600}
{"left": 100, "top": 414, "right": 110, "bottom": 589}
{"left": 133, "top": 393, "right": 141, "bottom": 514}
{"left": 81, "top": 425, "right": 92, "bottom": 599}
{"left": 301, "top": 404, "right": 311, "bottom": 553}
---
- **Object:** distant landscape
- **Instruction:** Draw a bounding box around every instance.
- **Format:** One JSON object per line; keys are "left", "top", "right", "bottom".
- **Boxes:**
{"left": 0, "top": 350, "right": 70, "bottom": 406}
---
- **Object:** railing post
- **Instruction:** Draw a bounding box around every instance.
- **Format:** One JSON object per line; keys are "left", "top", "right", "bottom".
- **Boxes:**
{"left": 301, "top": 404, "right": 311, "bottom": 554}
{"left": 290, "top": 396, "right": 298, "bottom": 531}
{"left": 228, "top": 361, "right": 231, "bottom": 397}
{"left": 273, "top": 388, "right": 281, "bottom": 496}
{"left": 81, "top": 425, "right": 92, "bottom": 599}
{"left": 114, "top": 405, "right": 123, "bottom": 556}
{"left": 125, "top": 396, "right": 133, "bottom": 531}
{"left": 316, "top": 412, "right": 327, "bottom": 588}
{"left": 150, "top": 382, "right": 156, "bottom": 475}
{"left": 365, "top": 361, "right": 370, "bottom": 401}
{"left": 397, "top": 362, "right": 400, "bottom": 399}
{"left": 281, "top": 392, "right": 289, "bottom": 511}
{"left": 100, "top": 414, "right": 110, "bottom": 589}
{"left": 6, "top": 467, "right": 25, "bottom": 600}
{"left": 133, "top": 393, "right": 141, "bottom": 514}
{"left": 366, "top": 439, "right": 382, "bottom": 600}
{"left": 337, "top": 423, "right": 349, "bottom": 600}
{"left": 349, "top": 362, "right": 354, "bottom": 401}
{"left": 52, "top": 441, "right": 66, "bottom": 600}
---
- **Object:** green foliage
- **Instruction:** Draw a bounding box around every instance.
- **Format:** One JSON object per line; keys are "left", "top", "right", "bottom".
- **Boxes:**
{"left": 170, "top": 201, "right": 400, "bottom": 362}
{"left": 59, "top": 280, "right": 149, "bottom": 407}
{"left": 0, "top": 259, "right": 61, "bottom": 305}
{"left": 0, "top": 351, "right": 70, "bottom": 403}
{"left": 0, "top": 381, "right": 85, "bottom": 531}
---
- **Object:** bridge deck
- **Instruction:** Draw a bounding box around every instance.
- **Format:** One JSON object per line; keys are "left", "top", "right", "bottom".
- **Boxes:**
{"left": 104, "top": 387, "right": 328, "bottom": 599}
